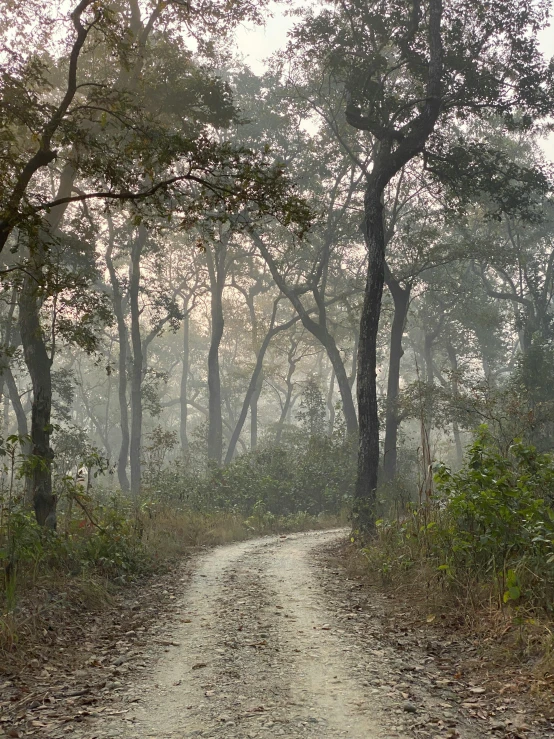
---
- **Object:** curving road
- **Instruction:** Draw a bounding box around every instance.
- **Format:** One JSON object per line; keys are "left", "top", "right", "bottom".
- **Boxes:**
{"left": 90, "top": 530, "right": 483, "bottom": 739}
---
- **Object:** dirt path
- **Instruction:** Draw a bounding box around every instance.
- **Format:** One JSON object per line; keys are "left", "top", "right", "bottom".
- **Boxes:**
{"left": 59, "top": 530, "right": 554, "bottom": 739}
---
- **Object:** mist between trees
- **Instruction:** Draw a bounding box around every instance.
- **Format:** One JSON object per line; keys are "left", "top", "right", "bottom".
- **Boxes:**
{"left": 2, "top": 0, "right": 554, "bottom": 614}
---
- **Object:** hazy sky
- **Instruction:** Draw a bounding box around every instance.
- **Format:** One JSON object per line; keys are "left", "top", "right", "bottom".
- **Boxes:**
{"left": 235, "top": 5, "right": 554, "bottom": 163}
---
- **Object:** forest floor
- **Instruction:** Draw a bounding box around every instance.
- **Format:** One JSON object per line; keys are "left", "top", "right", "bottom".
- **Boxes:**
{"left": 2, "top": 529, "right": 554, "bottom": 739}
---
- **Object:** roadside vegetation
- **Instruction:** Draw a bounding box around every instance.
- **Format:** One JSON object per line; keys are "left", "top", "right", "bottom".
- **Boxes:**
{"left": 0, "top": 382, "right": 352, "bottom": 652}
{"left": 357, "top": 352, "right": 554, "bottom": 682}
{"left": 2, "top": 0, "right": 554, "bottom": 700}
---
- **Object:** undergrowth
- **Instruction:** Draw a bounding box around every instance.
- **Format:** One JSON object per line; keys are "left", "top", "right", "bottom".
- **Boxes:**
{"left": 358, "top": 425, "right": 554, "bottom": 677}
{"left": 0, "top": 432, "right": 352, "bottom": 652}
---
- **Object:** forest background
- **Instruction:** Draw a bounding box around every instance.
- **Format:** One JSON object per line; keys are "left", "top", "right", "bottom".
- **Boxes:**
{"left": 3, "top": 0, "right": 554, "bottom": 657}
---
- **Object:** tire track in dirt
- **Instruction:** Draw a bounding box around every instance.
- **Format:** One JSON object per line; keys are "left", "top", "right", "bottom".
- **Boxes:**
{"left": 79, "top": 530, "right": 485, "bottom": 739}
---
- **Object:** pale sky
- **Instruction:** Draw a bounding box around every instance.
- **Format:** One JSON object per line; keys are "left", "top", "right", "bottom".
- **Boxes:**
{"left": 236, "top": 6, "right": 554, "bottom": 164}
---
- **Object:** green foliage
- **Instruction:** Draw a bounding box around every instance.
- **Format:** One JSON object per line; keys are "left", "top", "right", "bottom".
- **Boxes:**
{"left": 146, "top": 433, "right": 355, "bottom": 518}
{"left": 0, "top": 495, "right": 148, "bottom": 595}
{"left": 297, "top": 378, "right": 326, "bottom": 438}
{"left": 433, "top": 427, "right": 554, "bottom": 591}
{"left": 361, "top": 426, "right": 554, "bottom": 613}
{"left": 142, "top": 426, "right": 178, "bottom": 487}
{"left": 511, "top": 339, "right": 554, "bottom": 451}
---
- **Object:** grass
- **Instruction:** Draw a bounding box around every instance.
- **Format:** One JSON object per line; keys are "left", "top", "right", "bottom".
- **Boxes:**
{"left": 0, "top": 501, "right": 346, "bottom": 658}
{"left": 342, "top": 517, "right": 554, "bottom": 703}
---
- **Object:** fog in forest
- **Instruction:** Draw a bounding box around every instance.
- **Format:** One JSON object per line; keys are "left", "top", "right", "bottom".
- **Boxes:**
{"left": 5, "top": 4, "right": 554, "bottom": 707}
{"left": 6, "top": 1, "right": 554, "bottom": 734}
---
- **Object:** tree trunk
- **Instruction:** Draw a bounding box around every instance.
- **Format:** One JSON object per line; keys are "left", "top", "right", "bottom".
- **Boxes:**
{"left": 251, "top": 231, "right": 358, "bottom": 436}
{"left": 327, "top": 367, "right": 336, "bottom": 434}
{"left": 446, "top": 343, "right": 463, "bottom": 466}
{"left": 226, "top": 348, "right": 266, "bottom": 464}
{"left": 423, "top": 331, "right": 436, "bottom": 431}
{"left": 207, "top": 284, "right": 224, "bottom": 464}
{"left": 206, "top": 239, "right": 227, "bottom": 465}
{"left": 325, "top": 338, "right": 358, "bottom": 434}
{"left": 225, "top": 305, "right": 298, "bottom": 463}
{"left": 5, "top": 366, "right": 33, "bottom": 504}
{"left": 383, "top": 272, "right": 411, "bottom": 482}
{"left": 2, "top": 392, "right": 9, "bottom": 436}
{"left": 5, "top": 368, "right": 30, "bottom": 450}
{"left": 275, "top": 356, "right": 297, "bottom": 445}
{"left": 353, "top": 192, "right": 386, "bottom": 535}
{"left": 346, "top": 0, "right": 443, "bottom": 537}
{"left": 250, "top": 375, "right": 261, "bottom": 451}
{"left": 180, "top": 312, "right": 190, "bottom": 453}
{"left": 19, "top": 254, "right": 55, "bottom": 527}
{"left": 103, "top": 343, "right": 114, "bottom": 461}
{"left": 129, "top": 226, "right": 147, "bottom": 498}
{"left": 117, "top": 329, "right": 131, "bottom": 491}
{"left": 349, "top": 329, "right": 359, "bottom": 389}
{"left": 106, "top": 226, "right": 130, "bottom": 491}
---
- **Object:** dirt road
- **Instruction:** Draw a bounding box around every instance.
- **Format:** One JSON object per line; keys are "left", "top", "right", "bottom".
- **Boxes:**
{"left": 79, "top": 530, "right": 553, "bottom": 739}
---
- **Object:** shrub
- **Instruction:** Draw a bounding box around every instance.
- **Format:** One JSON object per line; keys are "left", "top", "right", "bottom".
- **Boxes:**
{"left": 361, "top": 426, "right": 554, "bottom": 614}
{"left": 433, "top": 426, "right": 554, "bottom": 609}
{"left": 146, "top": 433, "right": 355, "bottom": 518}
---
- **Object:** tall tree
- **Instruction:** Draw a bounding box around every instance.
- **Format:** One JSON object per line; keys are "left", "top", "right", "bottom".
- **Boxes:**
{"left": 289, "top": 0, "right": 554, "bottom": 534}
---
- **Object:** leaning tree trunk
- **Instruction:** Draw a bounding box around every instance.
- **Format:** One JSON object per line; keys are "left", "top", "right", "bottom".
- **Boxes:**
{"left": 5, "top": 365, "right": 33, "bottom": 504}
{"left": 0, "top": 292, "right": 32, "bottom": 500}
{"left": 250, "top": 230, "right": 358, "bottom": 436}
{"left": 5, "top": 367, "right": 30, "bottom": 451}
{"left": 226, "top": 345, "right": 267, "bottom": 464}
{"left": 225, "top": 307, "right": 297, "bottom": 464}
{"left": 275, "top": 355, "right": 297, "bottom": 446}
{"left": 129, "top": 227, "right": 147, "bottom": 499}
{"left": 324, "top": 336, "right": 358, "bottom": 435}
{"left": 19, "top": 254, "right": 56, "bottom": 527}
{"left": 383, "top": 273, "right": 411, "bottom": 482}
